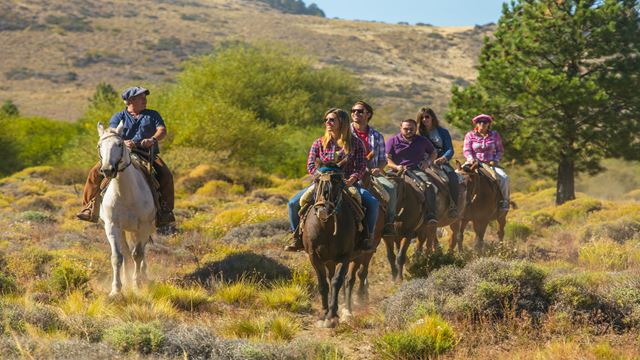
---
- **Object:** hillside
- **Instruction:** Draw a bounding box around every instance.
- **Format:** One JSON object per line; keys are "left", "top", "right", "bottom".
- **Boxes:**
{"left": 0, "top": 0, "right": 490, "bottom": 127}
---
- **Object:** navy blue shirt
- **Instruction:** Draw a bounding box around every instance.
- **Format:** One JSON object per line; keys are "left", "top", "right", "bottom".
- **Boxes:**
{"left": 109, "top": 109, "right": 165, "bottom": 153}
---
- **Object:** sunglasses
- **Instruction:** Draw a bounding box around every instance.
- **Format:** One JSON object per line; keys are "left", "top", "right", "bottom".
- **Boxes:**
{"left": 325, "top": 118, "right": 337, "bottom": 124}
{"left": 351, "top": 109, "right": 365, "bottom": 115}
{"left": 476, "top": 120, "right": 490, "bottom": 124}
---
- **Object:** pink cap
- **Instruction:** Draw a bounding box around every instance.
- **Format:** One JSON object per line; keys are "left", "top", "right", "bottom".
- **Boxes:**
{"left": 472, "top": 114, "right": 493, "bottom": 124}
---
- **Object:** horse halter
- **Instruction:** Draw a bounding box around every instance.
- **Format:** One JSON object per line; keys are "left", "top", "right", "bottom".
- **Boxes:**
{"left": 97, "top": 132, "right": 132, "bottom": 177}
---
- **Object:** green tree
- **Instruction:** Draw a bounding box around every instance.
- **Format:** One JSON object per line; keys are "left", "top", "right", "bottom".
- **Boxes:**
{"left": 159, "top": 44, "right": 359, "bottom": 176}
{"left": 1, "top": 100, "right": 19, "bottom": 117}
{"left": 447, "top": 0, "right": 640, "bottom": 204}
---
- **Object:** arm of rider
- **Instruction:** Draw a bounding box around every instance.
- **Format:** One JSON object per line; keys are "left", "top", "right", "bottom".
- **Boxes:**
{"left": 140, "top": 127, "right": 166, "bottom": 149}
{"left": 434, "top": 156, "right": 447, "bottom": 165}
{"left": 489, "top": 160, "right": 497, "bottom": 167}
{"left": 386, "top": 155, "right": 404, "bottom": 172}
{"left": 371, "top": 167, "right": 383, "bottom": 176}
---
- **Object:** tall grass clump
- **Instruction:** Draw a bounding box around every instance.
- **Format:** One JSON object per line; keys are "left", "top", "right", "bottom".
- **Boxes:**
{"left": 48, "top": 257, "right": 91, "bottom": 294}
{"left": 259, "top": 282, "right": 310, "bottom": 312}
{"left": 504, "top": 221, "right": 533, "bottom": 242}
{"left": 578, "top": 239, "right": 640, "bottom": 271}
{"left": 0, "top": 272, "right": 18, "bottom": 295}
{"left": 375, "top": 314, "right": 457, "bottom": 360}
{"left": 147, "top": 282, "right": 211, "bottom": 311}
{"left": 215, "top": 278, "right": 259, "bottom": 305}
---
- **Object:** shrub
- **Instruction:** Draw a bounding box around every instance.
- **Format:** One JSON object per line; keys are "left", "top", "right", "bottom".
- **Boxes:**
{"left": 504, "top": 222, "right": 533, "bottom": 242}
{"left": 24, "top": 304, "right": 67, "bottom": 333}
{"left": 220, "top": 219, "right": 289, "bottom": 244}
{"left": 552, "top": 197, "right": 602, "bottom": 223}
{"left": 104, "top": 321, "right": 164, "bottom": 354}
{"left": 407, "top": 248, "right": 466, "bottom": 279}
{"left": 19, "top": 210, "right": 56, "bottom": 224}
{"left": 0, "top": 272, "right": 18, "bottom": 295}
{"left": 184, "top": 251, "right": 292, "bottom": 286}
{"left": 267, "top": 314, "right": 301, "bottom": 341}
{"left": 6, "top": 247, "right": 53, "bottom": 281}
{"left": 581, "top": 218, "right": 640, "bottom": 243}
{"left": 531, "top": 210, "right": 559, "bottom": 228}
{"left": 48, "top": 257, "right": 91, "bottom": 294}
{"left": 375, "top": 314, "right": 456, "bottom": 360}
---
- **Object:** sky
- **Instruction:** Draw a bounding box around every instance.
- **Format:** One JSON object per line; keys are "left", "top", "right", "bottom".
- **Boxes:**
{"left": 309, "top": 0, "right": 508, "bottom": 27}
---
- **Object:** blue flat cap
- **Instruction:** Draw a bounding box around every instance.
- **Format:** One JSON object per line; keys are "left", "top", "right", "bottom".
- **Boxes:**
{"left": 121, "top": 86, "right": 150, "bottom": 101}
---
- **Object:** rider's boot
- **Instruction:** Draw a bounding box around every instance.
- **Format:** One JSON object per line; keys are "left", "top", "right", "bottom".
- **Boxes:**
{"left": 425, "top": 186, "right": 438, "bottom": 224}
{"left": 284, "top": 232, "right": 304, "bottom": 252}
{"left": 382, "top": 223, "right": 397, "bottom": 236}
{"left": 76, "top": 198, "right": 100, "bottom": 223}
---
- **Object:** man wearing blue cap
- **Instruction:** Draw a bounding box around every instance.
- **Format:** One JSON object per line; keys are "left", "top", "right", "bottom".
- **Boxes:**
{"left": 76, "top": 86, "right": 176, "bottom": 230}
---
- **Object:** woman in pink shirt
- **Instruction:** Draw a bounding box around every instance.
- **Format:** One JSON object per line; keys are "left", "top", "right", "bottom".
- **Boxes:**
{"left": 463, "top": 114, "right": 510, "bottom": 211}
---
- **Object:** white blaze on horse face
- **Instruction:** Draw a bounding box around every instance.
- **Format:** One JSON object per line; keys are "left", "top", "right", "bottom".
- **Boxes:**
{"left": 99, "top": 131, "right": 124, "bottom": 174}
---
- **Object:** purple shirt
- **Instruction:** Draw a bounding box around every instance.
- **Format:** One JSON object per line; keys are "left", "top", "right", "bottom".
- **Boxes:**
{"left": 463, "top": 130, "right": 504, "bottom": 163}
{"left": 385, "top": 133, "right": 435, "bottom": 167}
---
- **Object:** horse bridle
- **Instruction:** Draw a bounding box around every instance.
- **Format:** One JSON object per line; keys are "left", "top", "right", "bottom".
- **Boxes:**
{"left": 97, "top": 132, "right": 132, "bottom": 176}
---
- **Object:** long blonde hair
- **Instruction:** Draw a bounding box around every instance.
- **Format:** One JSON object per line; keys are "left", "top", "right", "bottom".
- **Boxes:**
{"left": 321, "top": 108, "right": 352, "bottom": 155}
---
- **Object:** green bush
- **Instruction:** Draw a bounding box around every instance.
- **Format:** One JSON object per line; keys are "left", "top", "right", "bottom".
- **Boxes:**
{"left": 375, "top": 314, "right": 456, "bottom": 359}
{"left": 49, "top": 258, "right": 91, "bottom": 294}
{"left": 104, "top": 321, "right": 164, "bottom": 354}
{"left": 19, "top": 210, "right": 56, "bottom": 224}
{"left": 158, "top": 44, "right": 359, "bottom": 176}
{"left": 581, "top": 218, "right": 640, "bottom": 243}
{"left": 0, "top": 272, "right": 18, "bottom": 295}
{"left": 504, "top": 222, "right": 533, "bottom": 242}
{"left": 407, "top": 248, "right": 466, "bottom": 279}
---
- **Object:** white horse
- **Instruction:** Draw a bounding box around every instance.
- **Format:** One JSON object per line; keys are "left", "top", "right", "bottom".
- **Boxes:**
{"left": 97, "top": 122, "right": 155, "bottom": 296}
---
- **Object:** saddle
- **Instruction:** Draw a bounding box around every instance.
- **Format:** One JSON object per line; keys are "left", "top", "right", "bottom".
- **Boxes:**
{"left": 423, "top": 167, "right": 449, "bottom": 195}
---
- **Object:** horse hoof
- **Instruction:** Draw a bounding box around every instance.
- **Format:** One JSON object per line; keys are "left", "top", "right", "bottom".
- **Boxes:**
{"left": 323, "top": 318, "right": 339, "bottom": 328}
{"left": 340, "top": 308, "right": 353, "bottom": 319}
{"left": 109, "top": 290, "right": 121, "bottom": 298}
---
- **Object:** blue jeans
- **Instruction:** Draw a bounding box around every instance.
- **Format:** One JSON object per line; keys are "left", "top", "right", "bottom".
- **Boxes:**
{"left": 287, "top": 185, "right": 379, "bottom": 236}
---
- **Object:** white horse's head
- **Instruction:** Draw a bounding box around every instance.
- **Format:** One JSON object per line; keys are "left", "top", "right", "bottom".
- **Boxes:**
{"left": 97, "top": 121, "right": 130, "bottom": 178}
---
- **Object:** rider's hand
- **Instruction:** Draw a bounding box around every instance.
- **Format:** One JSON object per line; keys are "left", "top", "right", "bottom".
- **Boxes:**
{"left": 124, "top": 140, "right": 135, "bottom": 149}
{"left": 140, "top": 138, "right": 155, "bottom": 149}
{"left": 371, "top": 168, "right": 382, "bottom": 176}
{"left": 435, "top": 157, "right": 446, "bottom": 165}
{"left": 489, "top": 161, "right": 496, "bottom": 167}
{"left": 344, "top": 176, "right": 357, "bottom": 187}
{"left": 396, "top": 165, "right": 405, "bottom": 172}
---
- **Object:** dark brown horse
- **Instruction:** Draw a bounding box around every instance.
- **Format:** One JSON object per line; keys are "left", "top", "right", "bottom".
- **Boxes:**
{"left": 453, "top": 161, "right": 510, "bottom": 252}
{"left": 342, "top": 172, "right": 385, "bottom": 316}
{"left": 382, "top": 170, "right": 428, "bottom": 282}
{"left": 415, "top": 167, "right": 468, "bottom": 255}
{"left": 302, "top": 165, "right": 359, "bottom": 328}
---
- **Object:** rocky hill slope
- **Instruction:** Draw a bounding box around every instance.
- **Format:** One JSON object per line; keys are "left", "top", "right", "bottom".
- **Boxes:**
{"left": 0, "top": 0, "right": 491, "bottom": 125}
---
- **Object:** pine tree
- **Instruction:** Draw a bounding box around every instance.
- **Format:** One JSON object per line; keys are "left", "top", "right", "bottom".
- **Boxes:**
{"left": 447, "top": 0, "right": 640, "bottom": 204}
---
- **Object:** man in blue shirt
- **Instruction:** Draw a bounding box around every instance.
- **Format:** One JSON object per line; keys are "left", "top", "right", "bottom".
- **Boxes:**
{"left": 76, "top": 86, "right": 176, "bottom": 229}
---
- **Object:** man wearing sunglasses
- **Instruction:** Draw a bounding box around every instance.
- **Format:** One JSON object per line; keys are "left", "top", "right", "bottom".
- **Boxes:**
{"left": 350, "top": 101, "right": 398, "bottom": 236}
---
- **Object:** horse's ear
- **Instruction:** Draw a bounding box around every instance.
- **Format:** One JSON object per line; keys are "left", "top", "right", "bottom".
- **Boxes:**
{"left": 97, "top": 122, "right": 105, "bottom": 136}
{"left": 454, "top": 159, "right": 462, "bottom": 170}
{"left": 115, "top": 121, "right": 125, "bottom": 135}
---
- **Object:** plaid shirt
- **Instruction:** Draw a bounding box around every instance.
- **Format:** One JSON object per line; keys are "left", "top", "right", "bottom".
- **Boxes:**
{"left": 351, "top": 124, "right": 387, "bottom": 169}
{"left": 307, "top": 137, "right": 367, "bottom": 180}
{"left": 463, "top": 130, "right": 504, "bottom": 163}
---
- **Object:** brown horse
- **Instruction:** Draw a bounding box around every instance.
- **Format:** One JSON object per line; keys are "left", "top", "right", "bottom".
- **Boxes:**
{"left": 302, "top": 164, "right": 359, "bottom": 328}
{"left": 342, "top": 172, "right": 385, "bottom": 315}
{"left": 453, "top": 161, "right": 509, "bottom": 252}
{"left": 415, "top": 166, "right": 468, "bottom": 255}
{"left": 382, "top": 170, "right": 428, "bottom": 282}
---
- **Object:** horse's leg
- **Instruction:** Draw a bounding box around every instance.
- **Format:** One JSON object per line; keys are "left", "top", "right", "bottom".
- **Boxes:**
{"left": 448, "top": 221, "right": 461, "bottom": 254}
{"left": 342, "top": 262, "right": 358, "bottom": 318}
{"left": 120, "top": 233, "right": 133, "bottom": 287}
{"left": 497, "top": 212, "right": 507, "bottom": 243}
{"left": 356, "top": 259, "right": 370, "bottom": 305}
{"left": 384, "top": 237, "right": 398, "bottom": 281}
{"left": 458, "top": 219, "right": 469, "bottom": 254}
{"left": 414, "top": 226, "right": 426, "bottom": 258}
{"left": 131, "top": 232, "right": 150, "bottom": 288}
{"left": 425, "top": 226, "right": 439, "bottom": 255}
{"left": 310, "top": 256, "right": 329, "bottom": 322}
{"left": 396, "top": 237, "right": 412, "bottom": 282}
{"left": 473, "top": 220, "right": 489, "bottom": 253}
{"left": 326, "top": 261, "right": 348, "bottom": 328}
{"left": 105, "top": 223, "right": 124, "bottom": 296}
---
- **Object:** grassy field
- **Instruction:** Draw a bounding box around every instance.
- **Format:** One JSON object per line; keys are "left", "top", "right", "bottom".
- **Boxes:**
{"left": 0, "top": 153, "right": 639, "bottom": 359}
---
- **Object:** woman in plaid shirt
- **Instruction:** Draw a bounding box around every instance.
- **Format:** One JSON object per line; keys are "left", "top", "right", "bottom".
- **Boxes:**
{"left": 284, "top": 108, "right": 379, "bottom": 253}
{"left": 463, "top": 114, "right": 510, "bottom": 211}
